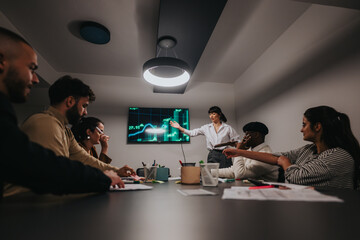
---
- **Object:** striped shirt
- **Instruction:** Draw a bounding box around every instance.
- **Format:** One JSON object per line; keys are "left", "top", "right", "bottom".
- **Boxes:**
{"left": 276, "top": 144, "right": 354, "bottom": 189}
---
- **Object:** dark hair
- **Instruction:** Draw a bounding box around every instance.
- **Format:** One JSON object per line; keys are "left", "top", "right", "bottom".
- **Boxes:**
{"left": 243, "top": 122, "right": 269, "bottom": 136}
{"left": 48, "top": 75, "right": 95, "bottom": 105}
{"left": 208, "top": 106, "right": 227, "bottom": 122}
{"left": 71, "top": 117, "right": 103, "bottom": 142}
{"left": 0, "top": 27, "right": 31, "bottom": 46}
{"left": 304, "top": 106, "right": 360, "bottom": 188}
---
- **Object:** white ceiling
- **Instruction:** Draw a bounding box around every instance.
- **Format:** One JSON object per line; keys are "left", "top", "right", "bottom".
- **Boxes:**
{"left": 1, "top": 0, "right": 359, "bottom": 90}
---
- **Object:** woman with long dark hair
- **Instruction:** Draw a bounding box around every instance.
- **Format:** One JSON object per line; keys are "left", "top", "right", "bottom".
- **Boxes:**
{"left": 170, "top": 106, "right": 240, "bottom": 168}
{"left": 71, "top": 117, "right": 112, "bottom": 164}
{"left": 223, "top": 106, "right": 360, "bottom": 189}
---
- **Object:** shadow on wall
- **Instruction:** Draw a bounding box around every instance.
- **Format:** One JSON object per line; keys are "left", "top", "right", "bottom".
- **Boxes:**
{"left": 236, "top": 19, "right": 360, "bottom": 116}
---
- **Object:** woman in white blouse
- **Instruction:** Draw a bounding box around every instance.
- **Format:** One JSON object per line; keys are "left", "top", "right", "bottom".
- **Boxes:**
{"left": 170, "top": 106, "right": 240, "bottom": 168}
{"left": 223, "top": 106, "right": 360, "bottom": 189}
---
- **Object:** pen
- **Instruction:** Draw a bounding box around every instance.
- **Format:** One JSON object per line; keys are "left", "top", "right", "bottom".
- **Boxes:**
{"left": 247, "top": 179, "right": 291, "bottom": 189}
{"left": 179, "top": 160, "right": 183, "bottom": 166}
{"left": 247, "top": 178, "right": 268, "bottom": 186}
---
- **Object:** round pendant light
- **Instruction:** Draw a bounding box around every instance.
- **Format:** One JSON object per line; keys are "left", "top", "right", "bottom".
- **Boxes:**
{"left": 143, "top": 36, "right": 191, "bottom": 87}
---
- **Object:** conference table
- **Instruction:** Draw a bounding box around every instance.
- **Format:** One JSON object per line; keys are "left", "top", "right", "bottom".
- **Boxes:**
{"left": 1, "top": 180, "right": 360, "bottom": 240}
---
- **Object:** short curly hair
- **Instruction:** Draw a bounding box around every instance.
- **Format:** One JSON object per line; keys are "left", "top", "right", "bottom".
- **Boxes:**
{"left": 49, "top": 75, "right": 95, "bottom": 105}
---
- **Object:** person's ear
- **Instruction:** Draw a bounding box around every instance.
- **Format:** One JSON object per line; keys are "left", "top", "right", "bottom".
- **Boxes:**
{"left": 86, "top": 129, "right": 92, "bottom": 136}
{"left": 314, "top": 122, "right": 322, "bottom": 132}
{"left": 65, "top": 96, "right": 76, "bottom": 108}
{"left": 253, "top": 132, "right": 260, "bottom": 139}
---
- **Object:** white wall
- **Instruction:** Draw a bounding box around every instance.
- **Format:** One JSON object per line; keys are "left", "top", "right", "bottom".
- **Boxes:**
{"left": 235, "top": 53, "right": 360, "bottom": 153}
{"left": 233, "top": 5, "right": 360, "bottom": 152}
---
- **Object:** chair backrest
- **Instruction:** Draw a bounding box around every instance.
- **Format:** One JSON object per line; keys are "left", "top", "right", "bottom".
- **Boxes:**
{"left": 277, "top": 167, "right": 285, "bottom": 182}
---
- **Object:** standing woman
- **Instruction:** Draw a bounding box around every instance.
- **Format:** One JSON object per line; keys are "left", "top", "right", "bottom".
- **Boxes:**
{"left": 71, "top": 117, "right": 112, "bottom": 164}
{"left": 170, "top": 106, "right": 240, "bottom": 168}
{"left": 223, "top": 106, "right": 360, "bottom": 189}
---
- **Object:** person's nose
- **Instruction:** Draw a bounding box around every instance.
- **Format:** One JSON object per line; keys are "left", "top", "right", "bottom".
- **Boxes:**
{"left": 83, "top": 108, "right": 88, "bottom": 116}
{"left": 32, "top": 73, "right": 40, "bottom": 85}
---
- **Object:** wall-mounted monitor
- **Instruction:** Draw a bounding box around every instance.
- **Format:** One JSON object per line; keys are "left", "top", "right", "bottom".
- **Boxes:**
{"left": 127, "top": 107, "right": 190, "bottom": 144}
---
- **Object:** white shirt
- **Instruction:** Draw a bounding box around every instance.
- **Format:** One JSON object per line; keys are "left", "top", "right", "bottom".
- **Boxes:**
{"left": 183, "top": 123, "right": 240, "bottom": 150}
{"left": 218, "top": 142, "right": 279, "bottom": 182}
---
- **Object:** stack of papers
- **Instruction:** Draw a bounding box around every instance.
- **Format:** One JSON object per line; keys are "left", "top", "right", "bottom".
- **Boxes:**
{"left": 222, "top": 186, "right": 343, "bottom": 202}
{"left": 110, "top": 184, "right": 153, "bottom": 191}
{"left": 177, "top": 189, "right": 218, "bottom": 196}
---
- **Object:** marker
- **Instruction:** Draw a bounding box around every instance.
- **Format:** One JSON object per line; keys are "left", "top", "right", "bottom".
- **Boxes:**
{"left": 249, "top": 185, "right": 275, "bottom": 190}
{"left": 179, "top": 160, "right": 183, "bottom": 166}
{"left": 225, "top": 179, "right": 235, "bottom": 183}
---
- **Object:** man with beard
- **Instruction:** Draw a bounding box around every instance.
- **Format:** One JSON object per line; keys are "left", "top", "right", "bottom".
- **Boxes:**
{"left": 20, "top": 75, "right": 134, "bottom": 176}
{"left": 0, "top": 27, "right": 124, "bottom": 198}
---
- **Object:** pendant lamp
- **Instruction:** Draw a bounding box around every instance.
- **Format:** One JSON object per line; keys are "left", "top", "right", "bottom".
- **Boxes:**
{"left": 143, "top": 36, "right": 191, "bottom": 87}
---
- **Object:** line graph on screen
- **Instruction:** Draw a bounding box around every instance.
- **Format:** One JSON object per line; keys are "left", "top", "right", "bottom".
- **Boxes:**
{"left": 127, "top": 107, "right": 190, "bottom": 143}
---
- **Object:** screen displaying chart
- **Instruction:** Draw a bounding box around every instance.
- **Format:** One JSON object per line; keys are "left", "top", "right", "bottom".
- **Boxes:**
{"left": 127, "top": 107, "right": 190, "bottom": 143}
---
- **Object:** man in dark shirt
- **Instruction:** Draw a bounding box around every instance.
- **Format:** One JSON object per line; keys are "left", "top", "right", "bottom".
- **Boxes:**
{"left": 0, "top": 26, "right": 124, "bottom": 198}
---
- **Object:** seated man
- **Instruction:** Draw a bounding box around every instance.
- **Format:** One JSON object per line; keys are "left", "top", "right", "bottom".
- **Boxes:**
{"left": 21, "top": 75, "right": 134, "bottom": 174}
{"left": 5, "top": 75, "right": 134, "bottom": 196}
{"left": 0, "top": 27, "right": 123, "bottom": 198}
{"left": 218, "top": 122, "right": 279, "bottom": 182}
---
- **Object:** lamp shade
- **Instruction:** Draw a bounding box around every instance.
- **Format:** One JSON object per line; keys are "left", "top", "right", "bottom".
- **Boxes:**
{"left": 143, "top": 57, "right": 191, "bottom": 87}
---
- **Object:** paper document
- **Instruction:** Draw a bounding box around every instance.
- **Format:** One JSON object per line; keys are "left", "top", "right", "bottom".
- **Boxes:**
{"left": 110, "top": 184, "right": 153, "bottom": 191}
{"left": 222, "top": 187, "right": 343, "bottom": 202}
{"left": 177, "top": 189, "right": 218, "bottom": 196}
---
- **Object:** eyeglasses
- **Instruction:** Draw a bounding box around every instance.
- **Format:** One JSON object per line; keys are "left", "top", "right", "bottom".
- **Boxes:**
{"left": 95, "top": 126, "right": 104, "bottom": 135}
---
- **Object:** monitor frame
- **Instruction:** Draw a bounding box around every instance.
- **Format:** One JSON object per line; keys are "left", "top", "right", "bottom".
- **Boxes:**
{"left": 126, "top": 107, "right": 190, "bottom": 144}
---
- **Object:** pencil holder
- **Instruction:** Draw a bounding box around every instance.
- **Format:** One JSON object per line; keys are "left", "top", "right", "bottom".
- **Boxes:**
{"left": 156, "top": 167, "right": 169, "bottom": 181}
{"left": 181, "top": 166, "right": 200, "bottom": 184}
{"left": 144, "top": 166, "right": 157, "bottom": 181}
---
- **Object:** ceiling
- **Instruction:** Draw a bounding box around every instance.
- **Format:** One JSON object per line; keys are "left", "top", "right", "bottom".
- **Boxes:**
{"left": 1, "top": 0, "right": 360, "bottom": 94}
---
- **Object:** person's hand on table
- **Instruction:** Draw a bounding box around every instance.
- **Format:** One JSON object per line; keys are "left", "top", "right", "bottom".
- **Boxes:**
{"left": 117, "top": 165, "right": 136, "bottom": 177}
{"left": 103, "top": 170, "right": 125, "bottom": 188}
